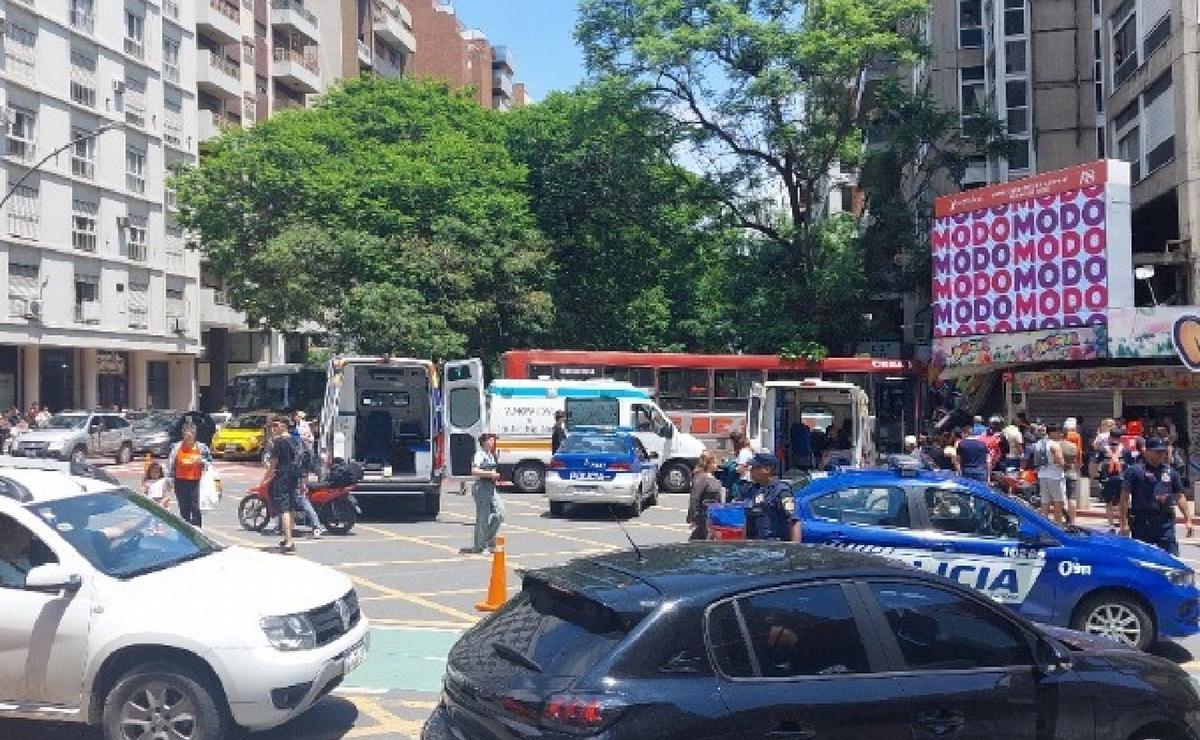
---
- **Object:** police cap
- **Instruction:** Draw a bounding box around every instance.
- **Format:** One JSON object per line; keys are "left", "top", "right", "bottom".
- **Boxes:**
{"left": 1144, "top": 437, "right": 1168, "bottom": 452}
{"left": 749, "top": 452, "right": 778, "bottom": 470}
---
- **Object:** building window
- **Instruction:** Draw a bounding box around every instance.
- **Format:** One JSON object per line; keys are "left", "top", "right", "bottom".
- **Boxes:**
{"left": 8, "top": 262, "right": 39, "bottom": 317}
{"left": 163, "top": 37, "right": 181, "bottom": 83}
{"left": 70, "top": 49, "right": 97, "bottom": 107}
{"left": 1111, "top": 0, "right": 1137, "bottom": 88}
{"left": 74, "top": 274, "right": 100, "bottom": 324}
{"left": 72, "top": 198, "right": 98, "bottom": 252}
{"left": 126, "top": 147, "right": 146, "bottom": 193}
{"left": 1003, "top": 0, "right": 1026, "bottom": 37}
{"left": 163, "top": 0, "right": 180, "bottom": 21}
{"left": 1004, "top": 40, "right": 1027, "bottom": 74}
{"left": 1142, "top": 3, "right": 1171, "bottom": 59}
{"left": 124, "top": 10, "right": 145, "bottom": 59}
{"left": 70, "top": 0, "right": 95, "bottom": 34}
{"left": 1096, "top": 127, "right": 1106, "bottom": 157}
{"left": 1006, "top": 80, "right": 1029, "bottom": 135}
{"left": 3, "top": 22, "right": 36, "bottom": 84}
{"left": 127, "top": 216, "right": 148, "bottom": 261}
{"left": 6, "top": 182, "right": 39, "bottom": 239}
{"left": 959, "top": 0, "right": 983, "bottom": 48}
{"left": 1117, "top": 126, "right": 1141, "bottom": 182}
{"left": 5, "top": 106, "right": 36, "bottom": 163}
{"left": 128, "top": 281, "right": 149, "bottom": 328}
{"left": 959, "top": 66, "right": 987, "bottom": 120}
{"left": 71, "top": 128, "right": 96, "bottom": 179}
{"left": 165, "top": 286, "right": 186, "bottom": 327}
{"left": 1143, "top": 68, "right": 1175, "bottom": 173}
{"left": 124, "top": 76, "right": 147, "bottom": 129}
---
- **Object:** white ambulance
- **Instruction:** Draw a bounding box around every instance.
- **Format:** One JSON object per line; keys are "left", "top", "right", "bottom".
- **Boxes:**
{"left": 746, "top": 379, "right": 876, "bottom": 475}
{"left": 488, "top": 379, "right": 707, "bottom": 494}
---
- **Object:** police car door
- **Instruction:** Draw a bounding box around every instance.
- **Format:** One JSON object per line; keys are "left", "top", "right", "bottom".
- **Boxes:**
{"left": 915, "top": 485, "right": 1055, "bottom": 621}
{"left": 803, "top": 484, "right": 922, "bottom": 555}
{"left": 443, "top": 359, "right": 486, "bottom": 477}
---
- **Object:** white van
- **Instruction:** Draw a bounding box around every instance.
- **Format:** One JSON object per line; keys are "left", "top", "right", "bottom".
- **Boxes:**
{"left": 317, "top": 357, "right": 488, "bottom": 517}
{"left": 747, "top": 379, "right": 875, "bottom": 475}
{"left": 488, "top": 379, "right": 707, "bottom": 493}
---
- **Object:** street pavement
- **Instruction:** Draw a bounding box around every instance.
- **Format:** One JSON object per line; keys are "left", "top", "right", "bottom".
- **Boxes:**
{"left": 14, "top": 460, "right": 1200, "bottom": 739}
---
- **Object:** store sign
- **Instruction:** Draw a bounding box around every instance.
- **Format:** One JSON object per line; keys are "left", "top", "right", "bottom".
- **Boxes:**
{"left": 1172, "top": 314, "right": 1200, "bottom": 371}
{"left": 933, "top": 325, "right": 1107, "bottom": 370}
{"left": 1108, "top": 307, "right": 1193, "bottom": 359}
{"left": 1015, "top": 366, "right": 1200, "bottom": 392}
{"left": 930, "top": 161, "right": 1134, "bottom": 343}
{"left": 97, "top": 351, "right": 126, "bottom": 375}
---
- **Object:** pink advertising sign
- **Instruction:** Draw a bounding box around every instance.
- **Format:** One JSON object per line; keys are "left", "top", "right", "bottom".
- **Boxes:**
{"left": 930, "top": 162, "right": 1128, "bottom": 339}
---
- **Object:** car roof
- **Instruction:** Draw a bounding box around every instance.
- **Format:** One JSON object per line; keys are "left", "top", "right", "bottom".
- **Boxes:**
{"left": 797, "top": 467, "right": 972, "bottom": 497}
{"left": 0, "top": 466, "right": 118, "bottom": 504}
{"left": 532, "top": 542, "right": 922, "bottom": 607}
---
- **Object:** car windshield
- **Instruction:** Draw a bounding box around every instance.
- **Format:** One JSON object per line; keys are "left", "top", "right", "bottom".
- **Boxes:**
{"left": 42, "top": 414, "right": 89, "bottom": 430}
{"left": 133, "top": 415, "right": 174, "bottom": 432}
{"left": 28, "top": 491, "right": 220, "bottom": 578}
{"left": 227, "top": 415, "right": 267, "bottom": 430}
{"left": 558, "top": 435, "right": 628, "bottom": 455}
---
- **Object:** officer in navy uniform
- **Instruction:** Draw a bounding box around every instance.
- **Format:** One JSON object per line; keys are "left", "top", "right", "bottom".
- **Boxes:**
{"left": 737, "top": 452, "right": 801, "bottom": 542}
{"left": 1121, "top": 436, "right": 1193, "bottom": 555}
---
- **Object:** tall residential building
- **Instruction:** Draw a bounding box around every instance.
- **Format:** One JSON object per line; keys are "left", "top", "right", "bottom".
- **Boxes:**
{"left": 0, "top": 0, "right": 201, "bottom": 411}
{"left": 314, "top": 0, "right": 416, "bottom": 85}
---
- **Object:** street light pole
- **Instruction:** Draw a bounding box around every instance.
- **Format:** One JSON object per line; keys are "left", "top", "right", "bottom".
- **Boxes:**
{"left": 0, "top": 122, "right": 121, "bottom": 211}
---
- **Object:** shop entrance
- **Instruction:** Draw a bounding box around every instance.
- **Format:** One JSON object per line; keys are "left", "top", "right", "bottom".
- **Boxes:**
{"left": 1122, "top": 401, "right": 1187, "bottom": 447}
{"left": 39, "top": 349, "right": 75, "bottom": 412}
{"left": 97, "top": 351, "right": 129, "bottom": 410}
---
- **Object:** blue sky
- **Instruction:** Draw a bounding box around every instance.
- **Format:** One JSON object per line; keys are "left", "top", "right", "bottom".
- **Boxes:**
{"left": 447, "top": 0, "right": 586, "bottom": 100}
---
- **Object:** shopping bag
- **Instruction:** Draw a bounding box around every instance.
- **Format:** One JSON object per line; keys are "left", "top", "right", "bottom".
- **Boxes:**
{"left": 199, "top": 469, "right": 222, "bottom": 511}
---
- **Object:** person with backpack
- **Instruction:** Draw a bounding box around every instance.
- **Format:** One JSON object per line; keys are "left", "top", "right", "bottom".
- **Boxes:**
{"left": 1093, "top": 426, "right": 1132, "bottom": 528}
{"left": 1030, "top": 423, "right": 1068, "bottom": 524}
{"left": 289, "top": 415, "right": 325, "bottom": 538}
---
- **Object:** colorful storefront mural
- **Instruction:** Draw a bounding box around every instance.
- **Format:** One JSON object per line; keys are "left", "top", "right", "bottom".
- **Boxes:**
{"left": 1014, "top": 366, "right": 1200, "bottom": 392}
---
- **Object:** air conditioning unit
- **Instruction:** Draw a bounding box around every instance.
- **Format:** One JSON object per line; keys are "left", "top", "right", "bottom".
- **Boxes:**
{"left": 112, "top": 79, "right": 126, "bottom": 94}
{"left": 81, "top": 301, "right": 101, "bottom": 323}
{"left": 173, "top": 316, "right": 187, "bottom": 334}
{"left": 116, "top": 215, "right": 130, "bottom": 229}
{"left": 24, "top": 299, "right": 42, "bottom": 320}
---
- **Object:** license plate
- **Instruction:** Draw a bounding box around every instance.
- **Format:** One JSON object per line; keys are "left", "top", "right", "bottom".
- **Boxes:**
{"left": 568, "top": 472, "right": 606, "bottom": 481}
{"left": 573, "top": 485, "right": 599, "bottom": 493}
{"left": 344, "top": 639, "right": 367, "bottom": 674}
{"left": 224, "top": 444, "right": 238, "bottom": 452}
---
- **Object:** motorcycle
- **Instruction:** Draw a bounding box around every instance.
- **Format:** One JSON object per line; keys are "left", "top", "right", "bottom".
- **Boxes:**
{"left": 991, "top": 464, "right": 1041, "bottom": 510}
{"left": 238, "top": 479, "right": 361, "bottom": 535}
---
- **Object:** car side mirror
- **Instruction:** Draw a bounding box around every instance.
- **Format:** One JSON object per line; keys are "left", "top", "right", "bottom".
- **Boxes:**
{"left": 648, "top": 451, "right": 660, "bottom": 459}
{"left": 25, "top": 564, "right": 82, "bottom": 595}
{"left": 1035, "top": 636, "right": 1072, "bottom": 675}
{"left": 1017, "top": 529, "right": 1060, "bottom": 549}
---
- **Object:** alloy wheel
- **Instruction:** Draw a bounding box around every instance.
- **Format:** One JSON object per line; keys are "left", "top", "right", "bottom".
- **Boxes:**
{"left": 118, "top": 680, "right": 198, "bottom": 740}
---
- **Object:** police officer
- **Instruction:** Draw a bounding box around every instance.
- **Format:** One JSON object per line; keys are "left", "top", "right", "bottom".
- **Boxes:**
{"left": 1120, "top": 436, "right": 1194, "bottom": 555}
{"left": 738, "top": 452, "right": 800, "bottom": 542}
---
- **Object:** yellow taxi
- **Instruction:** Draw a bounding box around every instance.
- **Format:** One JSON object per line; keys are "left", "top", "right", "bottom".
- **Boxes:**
{"left": 211, "top": 412, "right": 271, "bottom": 460}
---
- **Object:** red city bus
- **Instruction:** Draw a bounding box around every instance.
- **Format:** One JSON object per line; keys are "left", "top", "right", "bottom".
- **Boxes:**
{"left": 500, "top": 350, "right": 923, "bottom": 452}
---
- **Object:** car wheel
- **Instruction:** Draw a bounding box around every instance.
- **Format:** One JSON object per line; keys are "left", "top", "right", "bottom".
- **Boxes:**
{"left": 102, "top": 661, "right": 227, "bottom": 740}
{"left": 659, "top": 461, "right": 692, "bottom": 493}
{"left": 549, "top": 501, "right": 567, "bottom": 517}
{"left": 626, "top": 490, "right": 642, "bottom": 519}
{"left": 512, "top": 462, "right": 545, "bottom": 494}
{"left": 71, "top": 446, "right": 87, "bottom": 465}
{"left": 115, "top": 442, "right": 133, "bottom": 465}
{"left": 1073, "top": 592, "right": 1155, "bottom": 650}
{"left": 237, "top": 495, "right": 270, "bottom": 532}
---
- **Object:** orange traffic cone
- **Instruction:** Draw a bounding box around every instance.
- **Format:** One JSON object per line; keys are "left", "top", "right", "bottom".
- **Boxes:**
{"left": 475, "top": 536, "right": 508, "bottom": 612}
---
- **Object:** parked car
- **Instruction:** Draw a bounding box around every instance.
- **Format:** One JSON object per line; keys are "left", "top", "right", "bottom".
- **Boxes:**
{"left": 784, "top": 464, "right": 1200, "bottom": 650}
{"left": 12, "top": 411, "right": 134, "bottom": 464}
{"left": 544, "top": 429, "right": 659, "bottom": 518}
{"left": 131, "top": 412, "right": 182, "bottom": 458}
{"left": 209, "top": 411, "right": 233, "bottom": 430}
{"left": 0, "top": 457, "right": 368, "bottom": 740}
{"left": 211, "top": 412, "right": 271, "bottom": 460}
{"left": 423, "top": 542, "right": 1200, "bottom": 740}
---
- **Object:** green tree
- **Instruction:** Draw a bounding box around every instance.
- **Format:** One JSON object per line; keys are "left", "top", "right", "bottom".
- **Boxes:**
{"left": 504, "top": 80, "right": 737, "bottom": 352}
{"left": 576, "top": 0, "right": 929, "bottom": 350}
{"left": 172, "top": 77, "right": 552, "bottom": 360}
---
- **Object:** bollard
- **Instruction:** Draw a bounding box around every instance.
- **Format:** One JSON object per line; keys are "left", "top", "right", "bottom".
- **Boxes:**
{"left": 475, "top": 535, "right": 508, "bottom": 612}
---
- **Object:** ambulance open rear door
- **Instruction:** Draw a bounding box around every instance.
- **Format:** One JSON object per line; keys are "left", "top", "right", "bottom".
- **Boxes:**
{"left": 443, "top": 359, "right": 486, "bottom": 477}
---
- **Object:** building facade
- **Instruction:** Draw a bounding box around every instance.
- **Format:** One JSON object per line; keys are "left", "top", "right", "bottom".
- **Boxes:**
{"left": 0, "top": 0, "right": 201, "bottom": 412}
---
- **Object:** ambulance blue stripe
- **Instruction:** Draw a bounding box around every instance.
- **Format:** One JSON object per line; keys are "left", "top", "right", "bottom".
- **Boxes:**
{"left": 489, "top": 385, "right": 650, "bottom": 399}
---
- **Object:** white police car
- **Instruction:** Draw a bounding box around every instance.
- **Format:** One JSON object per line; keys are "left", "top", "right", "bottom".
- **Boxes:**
{"left": 545, "top": 429, "right": 659, "bottom": 518}
{"left": 794, "top": 464, "right": 1200, "bottom": 650}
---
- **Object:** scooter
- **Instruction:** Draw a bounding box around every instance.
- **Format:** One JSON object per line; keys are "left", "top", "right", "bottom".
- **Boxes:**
{"left": 238, "top": 479, "right": 361, "bottom": 535}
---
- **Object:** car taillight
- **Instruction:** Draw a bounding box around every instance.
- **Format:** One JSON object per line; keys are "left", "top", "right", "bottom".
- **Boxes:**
{"left": 607, "top": 462, "right": 631, "bottom": 472}
{"left": 549, "top": 458, "right": 566, "bottom": 469}
{"left": 541, "top": 694, "right": 626, "bottom": 733}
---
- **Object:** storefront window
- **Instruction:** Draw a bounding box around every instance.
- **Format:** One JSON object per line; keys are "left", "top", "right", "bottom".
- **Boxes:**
{"left": 147, "top": 361, "right": 170, "bottom": 409}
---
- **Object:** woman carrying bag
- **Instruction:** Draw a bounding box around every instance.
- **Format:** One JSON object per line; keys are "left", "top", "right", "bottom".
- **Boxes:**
{"left": 167, "top": 422, "right": 213, "bottom": 527}
{"left": 687, "top": 451, "right": 724, "bottom": 540}
{"left": 461, "top": 433, "right": 505, "bottom": 555}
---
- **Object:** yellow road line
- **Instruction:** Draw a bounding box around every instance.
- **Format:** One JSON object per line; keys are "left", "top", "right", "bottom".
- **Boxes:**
{"left": 366, "top": 617, "right": 475, "bottom": 630}
{"left": 348, "top": 574, "right": 479, "bottom": 623}
{"left": 344, "top": 696, "right": 425, "bottom": 739}
{"left": 355, "top": 524, "right": 464, "bottom": 555}
{"left": 204, "top": 525, "right": 269, "bottom": 549}
{"left": 441, "top": 510, "right": 616, "bottom": 550}
{"left": 407, "top": 586, "right": 519, "bottom": 597}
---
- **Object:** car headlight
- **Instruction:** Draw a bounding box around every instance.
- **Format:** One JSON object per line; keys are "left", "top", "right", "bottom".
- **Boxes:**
{"left": 1134, "top": 559, "right": 1195, "bottom": 587}
{"left": 261, "top": 614, "right": 317, "bottom": 651}
{"left": 46, "top": 440, "right": 64, "bottom": 451}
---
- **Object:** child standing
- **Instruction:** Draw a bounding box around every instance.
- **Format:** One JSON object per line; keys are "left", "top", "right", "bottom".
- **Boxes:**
{"left": 142, "top": 461, "right": 172, "bottom": 510}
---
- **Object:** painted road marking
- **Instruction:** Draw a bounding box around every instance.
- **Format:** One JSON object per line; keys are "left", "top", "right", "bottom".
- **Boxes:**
{"left": 369, "top": 618, "right": 474, "bottom": 630}
{"left": 355, "top": 524, "right": 469, "bottom": 556}
{"left": 441, "top": 510, "right": 616, "bottom": 551}
{"left": 344, "top": 696, "right": 425, "bottom": 739}
{"left": 349, "top": 574, "right": 479, "bottom": 623}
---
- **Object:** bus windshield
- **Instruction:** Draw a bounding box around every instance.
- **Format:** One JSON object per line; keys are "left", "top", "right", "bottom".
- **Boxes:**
{"left": 228, "top": 367, "right": 326, "bottom": 417}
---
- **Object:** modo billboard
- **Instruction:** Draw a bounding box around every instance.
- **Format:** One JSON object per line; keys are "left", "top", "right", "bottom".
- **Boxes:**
{"left": 930, "top": 161, "right": 1132, "bottom": 339}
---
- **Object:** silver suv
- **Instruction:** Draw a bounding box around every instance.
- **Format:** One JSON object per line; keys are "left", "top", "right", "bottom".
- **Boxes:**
{"left": 14, "top": 411, "right": 135, "bottom": 464}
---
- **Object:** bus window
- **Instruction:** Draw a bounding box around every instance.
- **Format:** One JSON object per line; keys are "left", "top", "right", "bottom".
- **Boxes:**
{"left": 606, "top": 366, "right": 655, "bottom": 388}
{"left": 660, "top": 369, "right": 709, "bottom": 411}
{"left": 714, "top": 370, "right": 761, "bottom": 412}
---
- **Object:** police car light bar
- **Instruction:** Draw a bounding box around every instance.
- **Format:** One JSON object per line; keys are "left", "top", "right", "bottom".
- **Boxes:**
{"left": 893, "top": 460, "right": 921, "bottom": 477}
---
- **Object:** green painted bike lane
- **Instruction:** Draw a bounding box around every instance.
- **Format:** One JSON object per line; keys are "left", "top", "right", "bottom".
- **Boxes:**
{"left": 345, "top": 627, "right": 463, "bottom": 693}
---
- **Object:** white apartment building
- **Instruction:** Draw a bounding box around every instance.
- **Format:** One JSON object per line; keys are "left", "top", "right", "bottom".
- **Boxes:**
{"left": 0, "top": 0, "right": 201, "bottom": 412}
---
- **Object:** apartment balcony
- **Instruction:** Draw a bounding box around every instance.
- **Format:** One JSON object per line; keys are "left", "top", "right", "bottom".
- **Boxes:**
{"left": 493, "top": 45, "right": 514, "bottom": 73}
{"left": 272, "top": 47, "right": 321, "bottom": 94}
{"left": 198, "top": 0, "right": 242, "bottom": 46}
{"left": 493, "top": 71, "right": 513, "bottom": 99}
{"left": 373, "top": 48, "right": 403, "bottom": 78}
{"left": 197, "top": 49, "right": 241, "bottom": 100}
{"left": 373, "top": 2, "right": 416, "bottom": 55}
{"left": 200, "top": 287, "right": 246, "bottom": 329}
{"left": 358, "top": 39, "right": 373, "bottom": 68}
{"left": 198, "top": 109, "right": 219, "bottom": 141}
{"left": 270, "top": 1, "right": 319, "bottom": 45}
